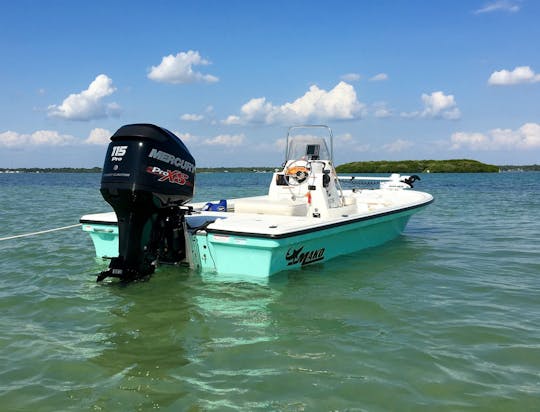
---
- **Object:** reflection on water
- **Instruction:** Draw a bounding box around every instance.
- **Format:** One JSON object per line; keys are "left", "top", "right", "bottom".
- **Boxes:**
{"left": 88, "top": 266, "right": 283, "bottom": 409}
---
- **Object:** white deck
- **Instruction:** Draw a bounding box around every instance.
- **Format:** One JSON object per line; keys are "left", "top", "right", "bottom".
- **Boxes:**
{"left": 205, "top": 189, "right": 431, "bottom": 236}
{"left": 81, "top": 188, "right": 433, "bottom": 238}
{"left": 80, "top": 211, "right": 117, "bottom": 224}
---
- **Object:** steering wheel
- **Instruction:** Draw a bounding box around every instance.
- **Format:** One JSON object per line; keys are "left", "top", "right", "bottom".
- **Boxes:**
{"left": 284, "top": 160, "right": 310, "bottom": 185}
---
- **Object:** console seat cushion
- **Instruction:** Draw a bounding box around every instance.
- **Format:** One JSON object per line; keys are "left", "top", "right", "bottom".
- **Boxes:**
{"left": 233, "top": 196, "right": 307, "bottom": 216}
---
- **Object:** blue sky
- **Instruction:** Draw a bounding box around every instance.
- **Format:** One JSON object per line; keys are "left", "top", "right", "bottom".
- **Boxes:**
{"left": 1, "top": 0, "right": 539, "bottom": 168}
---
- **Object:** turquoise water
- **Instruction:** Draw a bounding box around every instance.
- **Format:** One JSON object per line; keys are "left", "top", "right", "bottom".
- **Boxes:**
{"left": 1, "top": 172, "right": 539, "bottom": 411}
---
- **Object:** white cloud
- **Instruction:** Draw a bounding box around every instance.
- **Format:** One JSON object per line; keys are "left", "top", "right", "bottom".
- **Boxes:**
{"left": 451, "top": 132, "right": 488, "bottom": 150}
{"left": 402, "top": 91, "right": 461, "bottom": 120}
{"left": 0, "top": 131, "right": 20, "bottom": 147}
{"left": 84, "top": 128, "right": 111, "bottom": 145}
{"left": 421, "top": 91, "right": 461, "bottom": 119}
{"left": 224, "top": 82, "right": 364, "bottom": 125}
{"left": 148, "top": 50, "right": 219, "bottom": 84}
{"left": 474, "top": 0, "right": 521, "bottom": 14}
{"left": 1, "top": 128, "right": 117, "bottom": 147}
{"left": 372, "top": 102, "right": 392, "bottom": 118}
{"left": 400, "top": 111, "right": 420, "bottom": 119}
{"left": 47, "top": 74, "right": 120, "bottom": 121}
{"left": 451, "top": 123, "right": 540, "bottom": 150}
{"left": 488, "top": 66, "right": 540, "bottom": 85}
{"left": 354, "top": 143, "right": 371, "bottom": 152}
{"left": 337, "top": 133, "right": 353, "bottom": 143}
{"left": 334, "top": 132, "right": 370, "bottom": 152}
{"left": 341, "top": 73, "right": 361, "bottom": 82}
{"left": 173, "top": 131, "right": 198, "bottom": 144}
{"left": 203, "top": 134, "right": 245, "bottom": 147}
{"left": 180, "top": 113, "right": 204, "bottom": 121}
{"left": 382, "top": 139, "right": 413, "bottom": 153}
{"left": 223, "top": 115, "right": 242, "bottom": 125}
{"left": 369, "top": 73, "right": 388, "bottom": 82}
{"left": 325, "top": 132, "right": 370, "bottom": 153}
{"left": 274, "top": 138, "right": 287, "bottom": 152}
{"left": 0, "top": 130, "right": 75, "bottom": 147}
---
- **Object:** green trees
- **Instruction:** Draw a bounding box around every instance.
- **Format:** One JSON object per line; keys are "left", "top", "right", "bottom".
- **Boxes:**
{"left": 336, "top": 159, "right": 500, "bottom": 173}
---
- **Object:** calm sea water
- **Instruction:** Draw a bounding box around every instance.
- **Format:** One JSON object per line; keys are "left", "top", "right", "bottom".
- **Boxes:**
{"left": 0, "top": 172, "right": 539, "bottom": 411}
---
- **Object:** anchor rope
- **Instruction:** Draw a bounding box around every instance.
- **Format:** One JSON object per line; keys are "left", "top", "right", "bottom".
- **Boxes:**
{"left": 0, "top": 223, "right": 82, "bottom": 241}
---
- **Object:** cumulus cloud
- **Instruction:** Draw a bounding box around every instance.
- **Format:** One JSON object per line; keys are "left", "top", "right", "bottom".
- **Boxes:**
{"left": 148, "top": 50, "right": 218, "bottom": 84}
{"left": 223, "top": 115, "right": 242, "bottom": 125}
{"left": 488, "top": 66, "right": 540, "bottom": 85}
{"left": 203, "top": 134, "right": 245, "bottom": 147}
{"left": 372, "top": 102, "right": 392, "bottom": 118}
{"left": 0, "top": 128, "right": 119, "bottom": 147}
{"left": 180, "top": 113, "right": 204, "bottom": 121}
{"left": 369, "top": 73, "right": 388, "bottom": 82}
{"left": 333, "top": 132, "right": 369, "bottom": 152}
{"left": 337, "top": 133, "right": 353, "bottom": 143}
{"left": 402, "top": 91, "right": 461, "bottom": 120}
{"left": 382, "top": 139, "right": 414, "bottom": 153}
{"left": 173, "top": 131, "right": 198, "bottom": 144}
{"left": 341, "top": 73, "right": 361, "bottom": 82}
{"left": 474, "top": 0, "right": 521, "bottom": 14}
{"left": 224, "top": 82, "right": 364, "bottom": 125}
{"left": 354, "top": 143, "right": 371, "bottom": 152}
{"left": 47, "top": 74, "right": 120, "bottom": 121}
{"left": 84, "top": 128, "right": 111, "bottom": 145}
{"left": 0, "top": 131, "right": 20, "bottom": 147}
{"left": 274, "top": 138, "right": 287, "bottom": 152}
{"left": 451, "top": 123, "right": 540, "bottom": 150}
{"left": 0, "top": 130, "right": 75, "bottom": 147}
{"left": 421, "top": 91, "right": 461, "bottom": 119}
{"left": 400, "top": 110, "right": 420, "bottom": 119}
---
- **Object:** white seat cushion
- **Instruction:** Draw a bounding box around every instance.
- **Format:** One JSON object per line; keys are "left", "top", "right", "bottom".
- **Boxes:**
{"left": 234, "top": 197, "right": 307, "bottom": 216}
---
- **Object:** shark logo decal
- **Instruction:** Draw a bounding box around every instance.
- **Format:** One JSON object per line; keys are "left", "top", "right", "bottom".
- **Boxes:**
{"left": 285, "top": 246, "right": 325, "bottom": 266}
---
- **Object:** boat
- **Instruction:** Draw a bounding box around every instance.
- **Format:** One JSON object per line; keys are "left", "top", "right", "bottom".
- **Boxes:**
{"left": 80, "top": 124, "right": 433, "bottom": 281}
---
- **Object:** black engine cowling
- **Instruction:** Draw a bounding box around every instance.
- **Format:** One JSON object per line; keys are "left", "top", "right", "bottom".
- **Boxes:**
{"left": 98, "top": 124, "right": 196, "bottom": 282}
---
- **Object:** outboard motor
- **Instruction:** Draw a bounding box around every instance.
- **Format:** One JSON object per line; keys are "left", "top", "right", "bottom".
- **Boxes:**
{"left": 98, "top": 124, "right": 195, "bottom": 282}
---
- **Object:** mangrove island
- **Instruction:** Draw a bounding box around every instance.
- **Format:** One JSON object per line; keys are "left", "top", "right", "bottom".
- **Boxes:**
{"left": 335, "top": 159, "right": 500, "bottom": 173}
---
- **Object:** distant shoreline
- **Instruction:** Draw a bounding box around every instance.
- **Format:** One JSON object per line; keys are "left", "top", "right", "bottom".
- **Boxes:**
{"left": 1, "top": 162, "right": 539, "bottom": 174}
{"left": 336, "top": 160, "right": 540, "bottom": 173}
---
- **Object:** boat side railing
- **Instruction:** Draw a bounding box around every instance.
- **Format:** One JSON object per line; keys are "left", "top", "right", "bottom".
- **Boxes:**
{"left": 338, "top": 176, "right": 397, "bottom": 181}
{"left": 338, "top": 174, "right": 419, "bottom": 190}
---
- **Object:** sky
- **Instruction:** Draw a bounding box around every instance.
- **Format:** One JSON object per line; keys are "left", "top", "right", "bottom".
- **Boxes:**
{"left": 0, "top": 0, "right": 539, "bottom": 168}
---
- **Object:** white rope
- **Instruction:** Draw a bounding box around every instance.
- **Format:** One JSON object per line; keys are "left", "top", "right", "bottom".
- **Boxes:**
{"left": 0, "top": 223, "right": 82, "bottom": 241}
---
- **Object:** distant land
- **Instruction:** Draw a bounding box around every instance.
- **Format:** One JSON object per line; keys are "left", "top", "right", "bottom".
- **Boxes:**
{"left": 336, "top": 159, "right": 501, "bottom": 173}
{"left": 497, "top": 164, "right": 540, "bottom": 172}
{"left": 0, "top": 167, "right": 276, "bottom": 174}
{"left": 0, "top": 167, "right": 103, "bottom": 174}
{"left": 1, "top": 161, "right": 539, "bottom": 174}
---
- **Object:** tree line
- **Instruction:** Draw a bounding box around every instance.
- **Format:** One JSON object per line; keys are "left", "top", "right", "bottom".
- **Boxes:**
{"left": 335, "top": 159, "right": 500, "bottom": 173}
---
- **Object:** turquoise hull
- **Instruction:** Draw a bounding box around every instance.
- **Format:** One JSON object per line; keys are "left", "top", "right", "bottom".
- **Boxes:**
{"left": 81, "top": 222, "right": 118, "bottom": 258}
{"left": 195, "top": 208, "right": 415, "bottom": 277}
{"left": 82, "top": 205, "right": 425, "bottom": 278}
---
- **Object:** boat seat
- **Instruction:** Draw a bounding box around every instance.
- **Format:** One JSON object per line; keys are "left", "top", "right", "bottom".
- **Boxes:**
{"left": 234, "top": 196, "right": 308, "bottom": 216}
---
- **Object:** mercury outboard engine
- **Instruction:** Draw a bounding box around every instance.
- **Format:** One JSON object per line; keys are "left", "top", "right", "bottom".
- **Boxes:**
{"left": 98, "top": 124, "right": 195, "bottom": 282}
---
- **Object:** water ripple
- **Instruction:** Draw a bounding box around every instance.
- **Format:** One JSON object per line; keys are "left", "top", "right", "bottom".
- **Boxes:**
{"left": 1, "top": 173, "right": 540, "bottom": 410}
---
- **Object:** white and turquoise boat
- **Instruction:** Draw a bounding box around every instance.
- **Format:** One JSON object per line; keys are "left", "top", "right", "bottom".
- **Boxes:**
{"left": 81, "top": 124, "right": 433, "bottom": 280}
